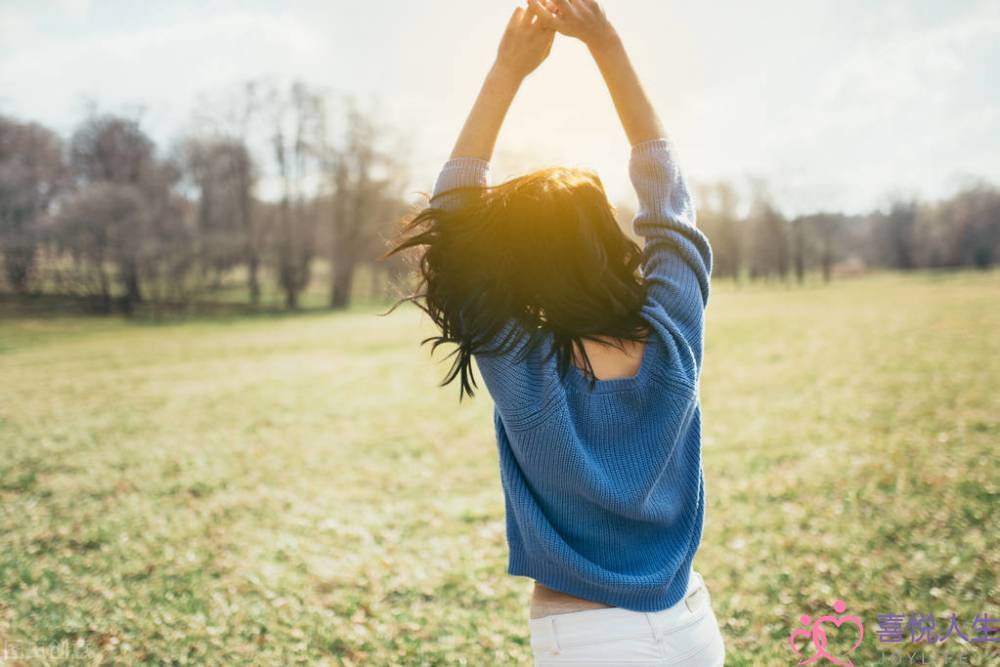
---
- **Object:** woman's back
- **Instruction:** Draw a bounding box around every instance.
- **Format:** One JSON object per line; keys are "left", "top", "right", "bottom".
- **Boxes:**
{"left": 575, "top": 336, "right": 647, "bottom": 381}
{"left": 448, "top": 139, "right": 712, "bottom": 614}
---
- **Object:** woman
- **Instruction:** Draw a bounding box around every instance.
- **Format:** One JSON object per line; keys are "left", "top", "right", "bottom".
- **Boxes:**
{"left": 390, "top": 2, "right": 725, "bottom": 664}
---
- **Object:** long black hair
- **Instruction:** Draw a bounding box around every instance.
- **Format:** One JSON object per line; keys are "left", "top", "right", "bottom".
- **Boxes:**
{"left": 385, "top": 166, "right": 649, "bottom": 399}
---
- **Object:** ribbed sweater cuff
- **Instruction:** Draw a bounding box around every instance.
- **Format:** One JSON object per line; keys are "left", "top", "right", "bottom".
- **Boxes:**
{"left": 435, "top": 157, "right": 490, "bottom": 188}
{"left": 440, "top": 156, "right": 491, "bottom": 171}
{"left": 630, "top": 137, "right": 674, "bottom": 158}
{"left": 431, "top": 157, "right": 491, "bottom": 207}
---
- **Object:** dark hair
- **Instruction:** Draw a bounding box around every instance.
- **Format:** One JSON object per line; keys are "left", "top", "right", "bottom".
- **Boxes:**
{"left": 385, "top": 166, "right": 649, "bottom": 399}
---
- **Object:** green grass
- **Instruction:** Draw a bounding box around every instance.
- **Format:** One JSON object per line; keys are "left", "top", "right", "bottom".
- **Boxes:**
{"left": 1, "top": 272, "right": 998, "bottom": 666}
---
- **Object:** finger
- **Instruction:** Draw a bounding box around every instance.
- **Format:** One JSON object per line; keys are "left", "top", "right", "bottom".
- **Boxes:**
{"left": 528, "top": 9, "right": 550, "bottom": 30}
{"left": 508, "top": 5, "right": 525, "bottom": 29}
{"left": 526, "top": 0, "right": 548, "bottom": 19}
{"left": 542, "top": 26, "right": 557, "bottom": 48}
{"left": 577, "top": 0, "right": 599, "bottom": 17}
{"left": 527, "top": 0, "right": 562, "bottom": 28}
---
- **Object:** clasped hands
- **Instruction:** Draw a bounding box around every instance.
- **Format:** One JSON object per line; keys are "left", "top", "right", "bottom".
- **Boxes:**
{"left": 494, "top": 0, "right": 619, "bottom": 81}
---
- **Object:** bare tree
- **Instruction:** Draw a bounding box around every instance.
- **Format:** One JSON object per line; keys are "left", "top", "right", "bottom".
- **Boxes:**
{"left": 696, "top": 181, "right": 742, "bottom": 280}
{"left": 917, "top": 184, "right": 1000, "bottom": 269}
{"left": 139, "top": 157, "right": 195, "bottom": 308}
{"left": 267, "top": 82, "right": 324, "bottom": 309}
{"left": 188, "top": 81, "right": 265, "bottom": 304}
{"left": 54, "top": 183, "right": 145, "bottom": 313}
{"left": 790, "top": 216, "right": 806, "bottom": 284}
{"left": 0, "top": 116, "right": 67, "bottom": 292}
{"left": 69, "top": 114, "right": 158, "bottom": 307}
{"left": 746, "top": 182, "right": 788, "bottom": 281}
{"left": 66, "top": 113, "right": 191, "bottom": 312}
{"left": 873, "top": 199, "right": 918, "bottom": 270}
{"left": 180, "top": 137, "right": 256, "bottom": 286}
{"left": 325, "top": 107, "right": 408, "bottom": 309}
{"left": 800, "top": 213, "right": 845, "bottom": 282}
{"left": 70, "top": 114, "right": 155, "bottom": 186}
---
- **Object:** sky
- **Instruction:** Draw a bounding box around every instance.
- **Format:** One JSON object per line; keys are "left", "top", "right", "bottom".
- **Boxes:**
{"left": 2, "top": 0, "right": 999, "bottom": 215}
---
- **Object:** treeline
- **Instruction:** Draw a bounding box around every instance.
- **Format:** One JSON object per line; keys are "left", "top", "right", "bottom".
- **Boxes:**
{"left": 2, "top": 83, "right": 999, "bottom": 316}
{"left": 0, "top": 81, "right": 410, "bottom": 314}
{"left": 694, "top": 181, "right": 1000, "bottom": 283}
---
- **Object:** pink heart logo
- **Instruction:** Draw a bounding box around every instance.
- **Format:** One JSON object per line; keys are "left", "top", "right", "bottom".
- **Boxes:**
{"left": 813, "top": 613, "right": 864, "bottom": 665}
{"left": 787, "top": 599, "right": 865, "bottom": 667}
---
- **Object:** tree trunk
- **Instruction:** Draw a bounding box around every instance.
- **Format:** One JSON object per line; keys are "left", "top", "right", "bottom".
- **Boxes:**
{"left": 121, "top": 260, "right": 142, "bottom": 315}
{"left": 98, "top": 266, "right": 112, "bottom": 314}
{"left": 239, "top": 167, "right": 259, "bottom": 306}
{"left": 369, "top": 264, "right": 380, "bottom": 302}
{"left": 330, "top": 259, "right": 355, "bottom": 309}
{"left": 247, "top": 252, "right": 260, "bottom": 305}
{"left": 3, "top": 244, "right": 35, "bottom": 294}
{"left": 285, "top": 284, "right": 298, "bottom": 309}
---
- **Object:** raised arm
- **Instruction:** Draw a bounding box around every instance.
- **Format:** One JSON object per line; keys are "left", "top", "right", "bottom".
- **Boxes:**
{"left": 447, "top": 7, "right": 555, "bottom": 161}
{"left": 530, "top": 0, "right": 712, "bottom": 384}
{"left": 431, "top": 6, "right": 555, "bottom": 210}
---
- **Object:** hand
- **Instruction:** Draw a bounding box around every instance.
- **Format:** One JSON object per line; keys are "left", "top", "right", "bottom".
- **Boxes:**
{"left": 494, "top": 6, "right": 556, "bottom": 80}
{"left": 527, "top": 0, "right": 618, "bottom": 50}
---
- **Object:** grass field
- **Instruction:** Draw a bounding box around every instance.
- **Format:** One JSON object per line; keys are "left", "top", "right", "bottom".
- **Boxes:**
{"left": 1, "top": 272, "right": 998, "bottom": 666}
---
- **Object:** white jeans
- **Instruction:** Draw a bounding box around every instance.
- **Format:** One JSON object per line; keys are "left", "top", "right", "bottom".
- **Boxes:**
{"left": 528, "top": 571, "right": 725, "bottom": 666}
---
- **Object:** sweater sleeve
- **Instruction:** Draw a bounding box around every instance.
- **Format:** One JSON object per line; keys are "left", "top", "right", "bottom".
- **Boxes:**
{"left": 629, "top": 138, "right": 713, "bottom": 384}
{"left": 430, "top": 156, "right": 491, "bottom": 209}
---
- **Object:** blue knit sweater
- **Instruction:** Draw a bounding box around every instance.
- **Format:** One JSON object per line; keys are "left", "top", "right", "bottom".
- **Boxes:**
{"left": 430, "top": 138, "right": 712, "bottom": 612}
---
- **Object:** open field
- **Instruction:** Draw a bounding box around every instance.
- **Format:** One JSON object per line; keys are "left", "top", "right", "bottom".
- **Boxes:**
{"left": 1, "top": 272, "right": 998, "bottom": 666}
